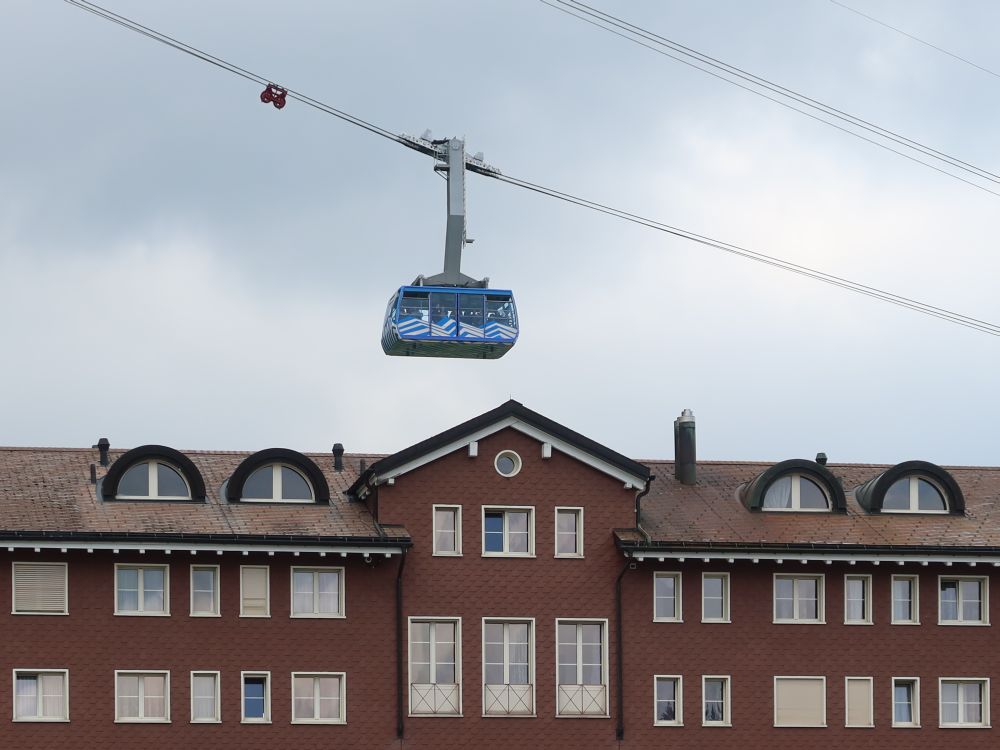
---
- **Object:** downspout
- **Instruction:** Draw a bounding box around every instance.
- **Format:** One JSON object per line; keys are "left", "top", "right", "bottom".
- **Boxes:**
{"left": 634, "top": 476, "right": 654, "bottom": 544}
{"left": 396, "top": 547, "right": 408, "bottom": 740}
{"left": 615, "top": 553, "right": 633, "bottom": 741}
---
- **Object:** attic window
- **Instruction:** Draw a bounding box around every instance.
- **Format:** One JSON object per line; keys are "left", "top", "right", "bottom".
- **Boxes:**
{"left": 494, "top": 450, "right": 522, "bottom": 478}
{"left": 882, "top": 475, "right": 948, "bottom": 513}
{"left": 762, "top": 473, "right": 829, "bottom": 511}
{"left": 242, "top": 464, "right": 314, "bottom": 503}
{"left": 117, "top": 461, "right": 191, "bottom": 500}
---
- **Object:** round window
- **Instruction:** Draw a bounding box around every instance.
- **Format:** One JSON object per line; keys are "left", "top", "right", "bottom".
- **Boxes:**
{"left": 494, "top": 450, "right": 522, "bottom": 478}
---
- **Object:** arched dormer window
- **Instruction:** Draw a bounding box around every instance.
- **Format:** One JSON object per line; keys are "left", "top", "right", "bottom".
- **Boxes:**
{"left": 855, "top": 461, "right": 963, "bottom": 515}
{"left": 102, "top": 445, "right": 207, "bottom": 502}
{"left": 742, "top": 459, "right": 846, "bottom": 513}
{"left": 226, "top": 448, "right": 330, "bottom": 505}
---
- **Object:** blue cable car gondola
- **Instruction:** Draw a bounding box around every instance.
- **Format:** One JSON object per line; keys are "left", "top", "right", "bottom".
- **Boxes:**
{"left": 382, "top": 135, "right": 518, "bottom": 360}
{"left": 382, "top": 285, "right": 518, "bottom": 359}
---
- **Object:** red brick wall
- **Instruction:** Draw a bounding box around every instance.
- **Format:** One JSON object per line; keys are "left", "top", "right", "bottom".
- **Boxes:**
{"left": 0, "top": 549, "right": 402, "bottom": 750}
{"left": 378, "top": 427, "right": 638, "bottom": 749}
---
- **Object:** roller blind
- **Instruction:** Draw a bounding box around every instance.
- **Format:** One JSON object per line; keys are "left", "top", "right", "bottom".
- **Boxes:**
{"left": 13, "top": 563, "right": 67, "bottom": 614}
{"left": 241, "top": 567, "right": 268, "bottom": 616}
{"left": 775, "top": 677, "right": 825, "bottom": 727}
{"left": 846, "top": 678, "right": 873, "bottom": 727}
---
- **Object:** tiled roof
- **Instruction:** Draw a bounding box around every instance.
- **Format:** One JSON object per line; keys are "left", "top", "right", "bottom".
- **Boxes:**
{"left": 628, "top": 461, "right": 1000, "bottom": 551}
{"left": 0, "top": 446, "right": 404, "bottom": 544}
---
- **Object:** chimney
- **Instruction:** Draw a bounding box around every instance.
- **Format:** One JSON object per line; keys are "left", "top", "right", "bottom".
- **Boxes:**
{"left": 673, "top": 409, "right": 696, "bottom": 486}
{"left": 815, "top": 452, "right": 828, "bottom": 466}
{"left": 332, "top": 443, "right": 345, "bottom": 472}
{"left": 359, "top": 458, "right": 367, "bottom": 474}
{"left": 95, "top": 437, "right": 110, "bottom": 467}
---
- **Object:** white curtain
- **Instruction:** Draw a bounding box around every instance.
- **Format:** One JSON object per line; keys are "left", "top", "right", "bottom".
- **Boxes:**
{"left": 15, "top": 676, "right": 37, "bottom": 719}
{"left": 762, "top": 476, "right": 792, "bottom": 508}
{"left": 192, "top": 675, "right": 216, "bottom": 721}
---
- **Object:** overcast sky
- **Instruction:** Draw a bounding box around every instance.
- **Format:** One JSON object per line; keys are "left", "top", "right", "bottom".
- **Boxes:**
{"left": 2, "top": 0, "right": 999, "bottom": 466}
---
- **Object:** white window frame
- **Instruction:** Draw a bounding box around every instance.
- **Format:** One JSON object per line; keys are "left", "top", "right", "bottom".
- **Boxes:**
{"left": 939, "top": 678, "right": 990, "bottom": 728}
{"left": 290, "top": 672, "right": 347, "bottom": 724}
{"left": 653, "top": 674, "right": 683, "bottom": 726}
{"left": 432, "top": 505, "right": 462, "bottom": 556}
{"left": 290, "top": 566, "right": 345, "bottom": 618}
{"left": 702, "top": 675, "right": 731, "bottom": 727}
{"left": 240, "top": 565, "right": 270, "bottom": 618}
{"left": 773, "top": 573, "right": 825, "bottom": 624}
{"left": 844, "top": 574, "right": 873, "bottom": 625}
{"left": 938, "top": 575, "right": 989, "bottom": 625}
{"left": 240, "top": 671, "right": 271, "bottom": 723}
{"left": 554, "top": 507, "right": 584, "bottom": 558}
{"left": 494, "top": 450, "right": 523, "bottom": 477}
{"left": 892, "top": 676, "right": 920, "bottom": 728}
{"left": 881, "top": 475, "right": 949, "bottom": 514}
{"left": 12, "top": 669, "right": 69, "bottom": 722}
{"left": 891, "top": 574, "right": 920, "bottom": 625}
{"left": 114, "top": 670, "right": 170, "bottom": 723}
{"left": 481, "top": 506, "right": 535, "bottom": 557}
{"left": 481, "top": 617, "right": 536, "bottom": 717}
{"left": 115, "top": 460, "right": 191, "bottom": 500}
{"left": 845, "top": 676, "right": 874, "bottom": 728}
{"left": 408, "top": 616, "right": 463, "bottom": 717}
{"left": 114, "top": 564, "right": 170, "bottom": 616}
{"left": 761, "top": 472, "right": 831, "bottom": 511}
{"left": 773, "top": 676, "right": 825, "bottom": 727}
{"left": 240, "top": 463, "right": 314, "bottom": 503}
{"left": 189, "top": 565, "right": 220, "bottom": 617}
{"left": 653, "top": 571, "right": 682, "bottom": 622}
{"left": 189, "top": 671, "right": 220, "bottom": 723}
{"left": 701, "top": 572, "right": 730, "bottom": 623}
{"left": 11, "top": 562, "right": 68, "bottom": 615}
{"left": 555, "top": 617, "right": 609, "bottom": 718}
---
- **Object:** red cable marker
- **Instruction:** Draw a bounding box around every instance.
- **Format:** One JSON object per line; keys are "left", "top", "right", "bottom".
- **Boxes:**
{"left": 259, "top": 84, "right": 287, "bottom": 109}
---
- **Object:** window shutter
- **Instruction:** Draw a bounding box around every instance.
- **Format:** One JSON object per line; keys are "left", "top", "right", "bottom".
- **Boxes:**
{"left": 846, "top": 678, "right": 872, "bottom": 726}
{"left": 775, "top": 678, "right": 825, "bottom": 726}
{"left": 242, "top": 567, "right": 268, "bottom": 615}
{"left": 13, "top": 563, "right": 67, "bottom": 614}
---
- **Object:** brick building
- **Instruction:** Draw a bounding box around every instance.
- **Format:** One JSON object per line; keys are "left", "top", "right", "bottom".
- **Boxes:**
{"left": 2, "top": 400, "right": 999, "bottom": 748}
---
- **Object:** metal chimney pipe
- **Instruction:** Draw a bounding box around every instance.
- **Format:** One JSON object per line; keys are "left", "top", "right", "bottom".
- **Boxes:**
{"left": 674, "top": 410, "right": 696, "bottom": 486}
{"left": 332, "top": 443, "right": 345, "bottom": 472}
{"left": 96, "top": 438, "right": 110, "bottom": 467}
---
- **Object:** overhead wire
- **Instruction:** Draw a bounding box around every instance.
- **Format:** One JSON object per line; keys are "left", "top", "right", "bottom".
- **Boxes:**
{"left": 63, "top": 0, "right": 1000, "bottom": 337}
{"left": 541, "top": 0, "right": 1000, "bottom": 198}
{"left": 828, "top": 0, "right": 1000, "bottom": 81}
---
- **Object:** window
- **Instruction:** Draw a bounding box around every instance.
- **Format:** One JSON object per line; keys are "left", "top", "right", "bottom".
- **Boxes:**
{"left": 654, "top": 572, "right": 682, "bottom": 622}
{"left": 190, "top": 566, "right": 219, "bottom": 617}
{"left": 241, "top": 463, "right": 313, "bottom": 502}
{"left": 190, "top": 672, "right": 219, "bottom": 723}
{"left": 939, "top": 679, "right": 989, "bottom": 728}
{"left": 761, "top": 474, "right": 829, "bottom": 510}
{"left": 482, "top": 507, "right": 534, "bottom": 556}
{"left": 483, "top": 619, "right": 534, "bottom": 716}
{"left": 702, "top": 676, "right": 731, "bottom": 726}
{"left": 774, "top": 574, "right": 824, "bottom": 623}
{"left": 939, "top": 576, "right": 988, "bottom": 625}
{"left": 240, "top": 565, "right": 269, "bottom": 617}
{"left": 433, "top": 505, "right": 462, "bottom": 556}
{"left": 845, "top": 677, "right": 873, "bottom": 727}
{"left": 882, "top": 475, "right": 948, "bottom": 512}
{"left": 12, "top": 562, "right": 68, "bottom": 615}
{"left": 556, "top": 619, "right": 608, "bottom": 716}
{"left": 115, "top": 565, "right": 168, "bottom": 615}
{"left": 241, "top": 672, "right": 270, "bottom": 723}
{"left": 292, "top": 673, "right": 345, "bottom": 724}
{"left": 891, "top": 575, "right": 919, "bottom": 624}
{"left": 115, "top": 671, "right": 169, "bottom": 722}
{"left": 409, "top": 618, "right": 461, "bottom": 716}
{"left": 892, "top": 677, "right": 920, "bottom": 727}
{"left": 494, "top": 450, "right": 522, "bottom": 477}
{"left": 774, "top": 676, "right": 825, "bottom": 727}
{"left": 654, "top": 676, "right": 682, "bottom": 726}
{"left": 554, "top": 507, "right": 583, "bottom": 557}
{"left": 116, "top": 461, "right": 190, "bottom": 499}
{"left": 844, "top": 575, "right": 872, "bottom": 624}
{"left": 291, "top": 567, "right": 343, "bottom": 618}
{"left": 702, "top": 573, "right": 730, "bottom": 622}
{"left": 13, "top": 670, "right": 68, "bottom": 721}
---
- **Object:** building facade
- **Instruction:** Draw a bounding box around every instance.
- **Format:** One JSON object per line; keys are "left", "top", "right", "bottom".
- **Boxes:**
{"left": 1, "top": 401, "right": 998, "bottom": 748}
